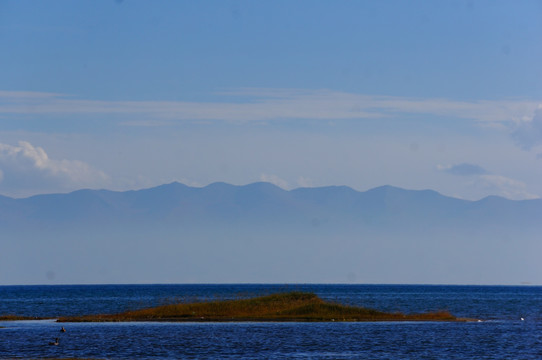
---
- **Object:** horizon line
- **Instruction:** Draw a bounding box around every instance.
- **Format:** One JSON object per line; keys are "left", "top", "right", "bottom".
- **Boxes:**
{"left": 1, "top": 180, "right": 532, "bottom": 202}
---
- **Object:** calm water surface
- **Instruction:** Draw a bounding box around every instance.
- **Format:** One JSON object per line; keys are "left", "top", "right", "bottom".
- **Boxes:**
{"left": 1, "top": 284, "right": 541, "bottom": 359}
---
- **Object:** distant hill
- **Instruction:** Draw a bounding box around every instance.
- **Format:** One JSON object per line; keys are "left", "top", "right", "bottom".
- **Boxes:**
{"left": 1, "top": 182, "right": 541, "bottom": 285}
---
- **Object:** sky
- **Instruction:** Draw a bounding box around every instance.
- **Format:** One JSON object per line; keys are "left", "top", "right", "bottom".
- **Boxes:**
{"left": 1, "top": 0, "right": 542, "bottom": 200}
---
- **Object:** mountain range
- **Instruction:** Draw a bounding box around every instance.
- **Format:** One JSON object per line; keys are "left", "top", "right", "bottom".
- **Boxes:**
{"left": 1, "top": 182, "right": 541, "bottom": 285}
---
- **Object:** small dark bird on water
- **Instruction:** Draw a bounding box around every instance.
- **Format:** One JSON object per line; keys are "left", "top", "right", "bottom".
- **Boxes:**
{"left": 60, "top": 326, "right": 66, "bottom": 332}
{"left": 48, "top": 338, "right": 59, "bottom": 346}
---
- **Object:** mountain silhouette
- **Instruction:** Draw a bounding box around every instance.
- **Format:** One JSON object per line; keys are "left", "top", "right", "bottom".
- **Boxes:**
{"left": 1, "top": 182, "right": 540, "bottom": 285}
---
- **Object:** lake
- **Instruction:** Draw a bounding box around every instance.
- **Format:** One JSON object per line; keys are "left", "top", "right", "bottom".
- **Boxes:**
{"left": 1, "top": 284, "right": 541, "bottom": 359}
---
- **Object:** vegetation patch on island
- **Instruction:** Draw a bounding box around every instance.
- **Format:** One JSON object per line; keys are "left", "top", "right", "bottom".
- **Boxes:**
{"left": 57, "top": 292, "right": 460, "bottom": 322}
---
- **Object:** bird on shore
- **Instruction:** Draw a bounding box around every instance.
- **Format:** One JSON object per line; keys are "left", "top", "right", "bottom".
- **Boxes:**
{"left": 48, "top": 338, "right": 59, "bottom": 346}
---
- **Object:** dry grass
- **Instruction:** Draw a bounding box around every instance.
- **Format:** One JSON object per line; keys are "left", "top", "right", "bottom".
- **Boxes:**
{"left": 57, "top": 291, "right": 458, "bottom": 322}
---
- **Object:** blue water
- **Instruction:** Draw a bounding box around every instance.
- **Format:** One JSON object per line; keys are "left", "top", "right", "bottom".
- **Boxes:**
{"left": 1, "top": 284, "right": 541, "bottom": 359}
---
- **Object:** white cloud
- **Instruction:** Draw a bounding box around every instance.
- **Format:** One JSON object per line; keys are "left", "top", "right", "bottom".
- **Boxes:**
{"left": 475, "top": 175, "right": 539, "bottom": 200}
{"left": 0, "top": 89, "right": 539, "bottom": 125}
{"left": 259, "top": 173, "right": 289, "bottom": 189}
{"left": 297, "top": 176, "right": 314, "bottom": 188}
{"left": 176, "top": 178, "right": 204, "bottom": 188}
{"left": 512, "top": 105, "right": 542, "bottom": 150}
{"left": 437, "top": 163, "right": 488, "bottom": 176}
{"left": 438, "top": 162, "right": 539, "bottom": 200}
{"left": 258, "top": 174, "right": 315, "bottom": 190}
{"left": 0, "top": 141, "right": 109, "bottom": 197}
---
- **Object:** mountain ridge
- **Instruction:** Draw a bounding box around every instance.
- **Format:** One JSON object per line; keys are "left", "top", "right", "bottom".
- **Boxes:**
{"left": 1, "top": 181, "right": 533, "bottom": 203}
{"left": 1, "top": 181, "right": 541, "bottom": 285}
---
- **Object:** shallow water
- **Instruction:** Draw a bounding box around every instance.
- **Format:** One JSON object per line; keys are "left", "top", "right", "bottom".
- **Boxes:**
{"left": 1, "top": 284, "right": 541, "bottom": 359}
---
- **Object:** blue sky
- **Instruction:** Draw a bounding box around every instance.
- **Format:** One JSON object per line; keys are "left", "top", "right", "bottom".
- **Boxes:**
{"left": 1, "top": 0, "right": 541, "bottom": 199}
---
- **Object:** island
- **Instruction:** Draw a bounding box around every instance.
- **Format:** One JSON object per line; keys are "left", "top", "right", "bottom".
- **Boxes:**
{"left": 57, "top": 292, "right": 462, "bottom": 322}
